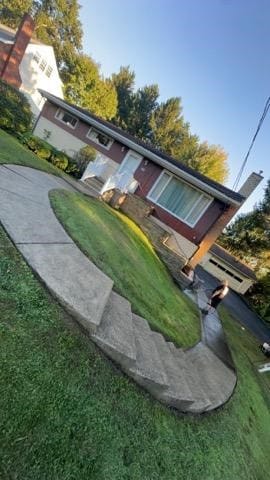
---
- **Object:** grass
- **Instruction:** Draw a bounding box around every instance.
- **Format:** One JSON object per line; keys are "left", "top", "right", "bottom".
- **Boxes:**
{"left": 50, "top": 189, "right": 200, "bottom": 346}
{"left": 0, "top": 128, "right": 62, "bottom": 175}
{"left": 0, "top": 223, "right": 270, "bottom": 479}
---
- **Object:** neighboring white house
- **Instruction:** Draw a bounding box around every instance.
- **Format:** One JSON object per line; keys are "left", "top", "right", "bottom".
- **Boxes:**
{"left": 0, "top": 15, "right": 63, "bottom": 117}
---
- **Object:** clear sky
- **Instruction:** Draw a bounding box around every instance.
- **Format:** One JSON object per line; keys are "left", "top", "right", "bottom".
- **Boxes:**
{"left": 79, "top": 0, "right": 270, "bottom": 214}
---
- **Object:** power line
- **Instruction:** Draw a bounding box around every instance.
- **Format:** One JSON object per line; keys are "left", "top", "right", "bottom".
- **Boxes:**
{"left": 233, "top": 96, "right": 270, "bottom": 190}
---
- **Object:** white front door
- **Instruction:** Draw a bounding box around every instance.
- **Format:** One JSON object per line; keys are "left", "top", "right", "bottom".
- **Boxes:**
{"left": 117, "top": 150, "right": 142, "bottom": 192}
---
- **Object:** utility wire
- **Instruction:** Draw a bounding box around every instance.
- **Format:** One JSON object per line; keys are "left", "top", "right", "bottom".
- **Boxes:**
{"left": 233, "top": 96, "right": 270, "bottom": 190}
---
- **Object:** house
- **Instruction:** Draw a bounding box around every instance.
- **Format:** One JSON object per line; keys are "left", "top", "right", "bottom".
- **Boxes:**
{"left": 0, "top": 13, "right": 63, "bottom": 116}
{"left": 200, "top": 243, "right": 257, "bottom": 294}
{"left": 33, "top": 90, "right": 263, "bottom": 271}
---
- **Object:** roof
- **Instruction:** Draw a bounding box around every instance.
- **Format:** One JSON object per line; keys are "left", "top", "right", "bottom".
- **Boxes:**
{"left": 39, "top": 89, "right": 245, "bottom": 206}
{"left": 0, "top": 22, "right": 43, "bottom": 45}
{"left": 210, "top": 244, "right": 257, "bottom": 280}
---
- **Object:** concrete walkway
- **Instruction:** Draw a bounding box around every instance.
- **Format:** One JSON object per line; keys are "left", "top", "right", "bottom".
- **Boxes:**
{"left": 0, "top": 165, "right": 237, "bottom": 414}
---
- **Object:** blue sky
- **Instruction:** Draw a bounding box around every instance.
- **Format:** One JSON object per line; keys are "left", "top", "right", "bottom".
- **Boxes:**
{"left": 79, "top": 0, "right": 270, "bottom": 214}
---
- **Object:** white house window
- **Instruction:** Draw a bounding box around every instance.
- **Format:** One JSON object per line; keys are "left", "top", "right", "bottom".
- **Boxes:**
{"left": 45, "top": 65, "right": 53, "bottom": 77}
{"left": 55, "top": 109, "right": 78, "bottom": 129}
{"left": 33, "top": 51, "right": 41, "bottom": 64}
{"left": 148, "top": 171, "right": 212, "bottom": 227}
{"left": 86, "top": 127, "right": 113, "bottom": 149}
{"left": 39, "top": 59, "right": 47, "bottom": 71}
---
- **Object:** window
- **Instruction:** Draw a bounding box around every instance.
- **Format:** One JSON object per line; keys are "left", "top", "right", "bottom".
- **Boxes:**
{"left": 148, "top": 171, "right": 212, "bottom": 226}
{"left": 87, "top": 127, "right": 113, "bottom": 149}
{"left": 45, "top": 65, "right": 53, "bottom": 77}
{"left": 39, "top": 59, "right": 47, "bottom": 71}
{"left": 209, "top": 259, "right": 243, "bottom": 283}
{"left": 55, "top": 109, "right": 78, "bottom": 129}
{"left": 33, "top": 51, "right": 41, "bottom": 64}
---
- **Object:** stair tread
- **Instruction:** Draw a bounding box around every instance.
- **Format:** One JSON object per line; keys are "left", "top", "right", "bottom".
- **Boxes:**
{"left": 152, "top": 332, "right": 194, "bottom": 408}
{"left": 93, "top": 291, "right": 136, "bottom": 366}
{"left": 128, "top": 315, "right": 168, "bottom": 389}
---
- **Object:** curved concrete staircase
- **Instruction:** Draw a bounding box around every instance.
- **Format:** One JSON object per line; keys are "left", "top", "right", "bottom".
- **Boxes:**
{"left": 0, "top": 165, "right": 237, "bottom": 414}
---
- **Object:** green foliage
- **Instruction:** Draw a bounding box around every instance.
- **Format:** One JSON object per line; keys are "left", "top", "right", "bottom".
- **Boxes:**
{"left": 0, "top": 0, "right": 33, "bottom": 28}
{"left": 21, "top": 133, "right": 71, "bottom": 172}
{"left": 111, "top": 67, "right": 229, "bottom": 183}
{"left": 63, "top": 53, "right": 117, "bottom": 119}
{"left": 0, "top": 80, "right": 33, "bottom": 135}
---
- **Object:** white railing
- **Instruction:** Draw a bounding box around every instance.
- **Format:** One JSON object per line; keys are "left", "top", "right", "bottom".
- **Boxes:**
{"left": 100, "top": 171, "right": 138, "bottom": 195}
{"left": 81, "top": 154, "right": 108, "bottom": 181}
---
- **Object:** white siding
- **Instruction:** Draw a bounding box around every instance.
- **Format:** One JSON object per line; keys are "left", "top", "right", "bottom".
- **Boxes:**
{"left": 34, "top": 117, "right": 87, "bottom": 158}
{"left": 19, "top": 44, "right": 63, "bottom": 117}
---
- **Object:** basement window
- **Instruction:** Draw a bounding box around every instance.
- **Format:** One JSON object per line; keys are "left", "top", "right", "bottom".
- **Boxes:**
{"left": 55, "top": 109, "right": 78, "bottom": 129}
{"left": 148, "top": 171, "right": 212, "bottom": 227}
{"left": 86, "top": 127, "right": 113, "bottom": 150}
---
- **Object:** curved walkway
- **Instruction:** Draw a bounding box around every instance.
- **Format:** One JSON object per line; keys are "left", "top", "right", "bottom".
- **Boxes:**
{"left": 0, "top": 165, "right": 237, "bottom": 414}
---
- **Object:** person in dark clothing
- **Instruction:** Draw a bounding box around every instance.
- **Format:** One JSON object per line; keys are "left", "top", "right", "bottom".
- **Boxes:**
{"left": 202, "top": 280, "right": 229, "bottom": 314}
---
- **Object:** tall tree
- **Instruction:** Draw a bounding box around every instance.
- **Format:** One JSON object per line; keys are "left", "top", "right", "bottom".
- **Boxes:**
{"left": 149, "top": 97, "right": 197, "bottom": 158}
{"left": 187, "top": 142, "right": 229, "bottom": 183}
{"left": 63, "top": 54, "right": 117, "bottom": 120}
{"left": 111, "top": 66, "right": 135, "bottom": 130}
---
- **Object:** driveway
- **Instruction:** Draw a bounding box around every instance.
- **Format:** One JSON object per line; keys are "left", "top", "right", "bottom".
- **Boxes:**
{"left": 196, "top": 266, "right": 270, "bottom": 342}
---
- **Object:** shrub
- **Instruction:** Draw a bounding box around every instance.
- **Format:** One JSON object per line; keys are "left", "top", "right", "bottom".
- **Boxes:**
{"left": 74, "top": 144, "right": 96, "bottom": 176}
{"left": 0, "top": 79, "right": 33, "bottom": 135}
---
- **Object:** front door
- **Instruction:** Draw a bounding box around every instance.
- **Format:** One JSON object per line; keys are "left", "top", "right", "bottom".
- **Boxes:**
{"left": 117, "top": 150, "right": 142, "bottom": 192}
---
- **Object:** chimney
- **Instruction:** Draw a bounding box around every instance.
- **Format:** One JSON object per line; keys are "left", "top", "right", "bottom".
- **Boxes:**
{"left": 0, "top": 13, "right": 35, "bottom": 88}
{"left": 238, "top": 171, "right": 264, "bottom": 200}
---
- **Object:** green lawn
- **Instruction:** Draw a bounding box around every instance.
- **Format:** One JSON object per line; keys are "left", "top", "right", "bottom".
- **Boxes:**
{"left": 0, "top": 223, "right": 270, "bottom": 479}
{"left": 50, "top": 190, "right": 200, "bottom": 346}
{"left": 0, "top": 128, "right": 61, "bottom": 175}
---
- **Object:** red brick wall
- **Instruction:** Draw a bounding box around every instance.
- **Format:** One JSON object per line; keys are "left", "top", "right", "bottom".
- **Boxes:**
{"left": 0, "top": 14, "right": 35, "bottom": 87}
{"left": 0, "top": 42, "right": 12, "bottom": 75}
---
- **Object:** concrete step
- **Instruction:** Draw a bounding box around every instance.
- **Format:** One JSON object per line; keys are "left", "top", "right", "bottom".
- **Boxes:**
{"left": 184, "top": 343, "right": 236, "bottom": 410}
{"left": 83, "top": 176, "right": 104, "bottom": 193}
{"left": 168, "top": 343, "right": 212, "bottom": 413}
{"left": 19, "top": 243, "right": 113, "bottom": 334}
{"left": 151, "top": 332, "right": 194, "bottom": 410}
{"left": 128, "top": 315, "right": 169, "bottom": 396}
{"left": 92, "top": 291, "right": 136, "bottom": 368}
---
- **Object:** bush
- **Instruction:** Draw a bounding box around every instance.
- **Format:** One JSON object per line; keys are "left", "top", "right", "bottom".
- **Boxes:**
{"left": 0, "top": 79, "right": 33, "bottom": 135}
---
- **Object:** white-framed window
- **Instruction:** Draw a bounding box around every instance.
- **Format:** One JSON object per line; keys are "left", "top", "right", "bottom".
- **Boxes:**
{"left": 147, "top": 171, "right": 212, "bottom": 227}
{"left": 39, "top": 59, "right": 47, "bottom": 71}
{"left": 45, "top": 65, "right": 53, "bottom": 77}
{"left": 86, "top": 127, "right": 113, "bottom": 150}
{"left": 55, "top": 108, "right": 78, "bottom": 129}
{"left": 33, "top": 51, "right": 41, "bottom": 64}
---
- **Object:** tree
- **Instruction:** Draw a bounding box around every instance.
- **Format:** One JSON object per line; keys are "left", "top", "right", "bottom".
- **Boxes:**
{"left": 63, "top": 54, "right": 117, "bottom": 120}
{"left": 0, "top": 0, "right": 33, "bottom": 28}
{"left": 111, "top": 66, "right": 135, "bottom": 130}
{"left": 149, "top": 97, "right": 197, "bottom": 158}
{"left": 187, "top": 142, "right": 229, "bottom": 183}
